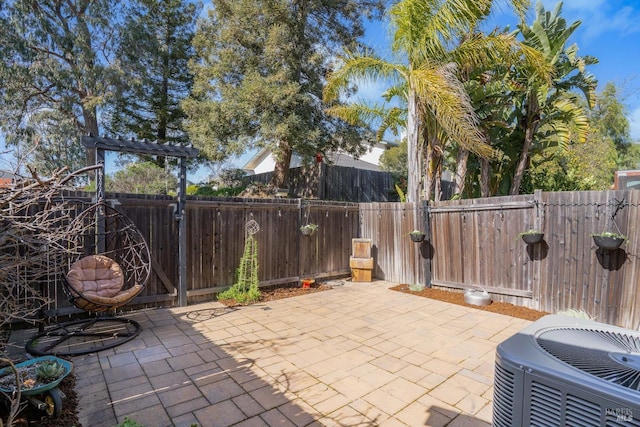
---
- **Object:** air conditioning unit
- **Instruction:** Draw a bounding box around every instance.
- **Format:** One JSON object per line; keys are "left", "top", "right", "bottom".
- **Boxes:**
{"left": 494, "top": 315, "right": 640, "bottom": 427}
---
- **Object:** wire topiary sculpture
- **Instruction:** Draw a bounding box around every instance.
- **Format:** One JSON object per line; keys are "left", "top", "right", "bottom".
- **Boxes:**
{"left": 217, "top": 219, "right": 261, "bottom": 305}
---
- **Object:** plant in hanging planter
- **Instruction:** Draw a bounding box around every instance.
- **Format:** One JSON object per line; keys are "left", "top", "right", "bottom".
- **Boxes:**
{"left": 590, "top": 231, "right": 628, "bottom": 250}
{"left": 518, "top": 229, "right": 544, "bottom": 244}
{"left": 300, "top": 223, "right": 319, "bottom": 236}
{"left": 408, "top": 230, "right": 426, "bottom": 242}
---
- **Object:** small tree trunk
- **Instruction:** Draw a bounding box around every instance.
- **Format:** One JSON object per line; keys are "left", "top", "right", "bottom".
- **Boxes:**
{"left": 426, "top": 133, "right": 445, "bottom": 201}
{"left": 270, "top": 140, "right": 293, "bottom": 189}
{"left": 510, "top": 94, "right": 540, "bottom": 195}
{"left": 454, "top": 148, "right": 469, "bottom": 197}
{"left": 480, "top": 158, "right": 491, "bottom": 197}
{"left": 510, "top": 130, "right": 533, "bottom": 195}
{"left": 434, "top": 164, "right": 442, "bottom": 201}
{"left": 406, "top": 91, "right": 421, "bottom": 202}
{"left": 423, "top": 138, "right": 434, "bottom": 201}
{"left": 83, "top": 107, "right": 99, "bottom": 166}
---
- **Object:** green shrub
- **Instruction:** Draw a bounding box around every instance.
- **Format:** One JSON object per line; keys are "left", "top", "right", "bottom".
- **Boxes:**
{"left": 114, "top": 417, "right": 145, "bottom": 427}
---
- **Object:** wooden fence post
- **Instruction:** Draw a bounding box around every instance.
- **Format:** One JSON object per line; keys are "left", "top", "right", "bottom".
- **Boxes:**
{"left": 532, "top": 189, "right": 543, "bottom": 311}
{"left": 177, "top": 158, "right": 188, "bottom": 307}
{"left": 422, "top": 200, "right": 432, "bottom": 288}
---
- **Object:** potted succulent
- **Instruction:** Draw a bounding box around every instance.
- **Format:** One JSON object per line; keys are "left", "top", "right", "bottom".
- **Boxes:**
{"left": 518, "top": 229, "right": 544, "bottom": 245}
{"left": 409, "top": 230, "right": 426, "bottom": 243}
{"left": 590, "top": 231, "right": 627, "bottom": 250}
{"left": 300, "top": 223, "right": 319, "bottom": 236}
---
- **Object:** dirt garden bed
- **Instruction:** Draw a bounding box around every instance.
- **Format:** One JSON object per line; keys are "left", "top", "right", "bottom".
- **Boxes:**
{"left": 390, "top": 283, "right": 548, "bottom": 321}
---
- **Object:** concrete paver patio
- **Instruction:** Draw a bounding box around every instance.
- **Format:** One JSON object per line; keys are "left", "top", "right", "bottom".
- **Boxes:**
{"left": 72, "top": 280, "right": 531, "bottom": 426}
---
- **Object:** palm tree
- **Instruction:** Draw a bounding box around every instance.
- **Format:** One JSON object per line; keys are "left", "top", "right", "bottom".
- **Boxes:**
{"left": 324, "top": 0, "right": 544, "bottom": 202}
{"left": 507, "top": 1, "right": 597, "bottom": 194}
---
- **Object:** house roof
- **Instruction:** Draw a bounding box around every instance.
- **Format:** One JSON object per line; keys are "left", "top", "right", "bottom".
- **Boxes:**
{"left": 242, "top": 148, "right": 271, "bottom": 171}
{"left": 242, "top": 140, "right": 396, "bottom": 172}
{"left": 0, "top": 170, "right": 22, "bottom": 188}
{"left": 327, "top": 153, "right": 379, "bottom": 171}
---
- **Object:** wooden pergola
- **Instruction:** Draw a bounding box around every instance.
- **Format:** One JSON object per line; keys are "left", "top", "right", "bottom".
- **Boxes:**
{"left": 81, "top": 135, "right": 200, "bottom": 306}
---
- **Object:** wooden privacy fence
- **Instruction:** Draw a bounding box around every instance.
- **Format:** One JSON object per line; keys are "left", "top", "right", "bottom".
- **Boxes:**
{"left": 27, "top": 189, "right": 640, "bottom": 330}
{"left": 245, "top": 163, "right": 397, "bottom": 202}
{"left": 358, "top": 202, "right": 430, "bottom": 286}
{"left": 364, "top": 191, "right": 640, "bottom": 330}
{"left": 183, "top": 197, "right": 359, "bottom": 302}
{"left": 39, "top": 194, "right": 360, "bottom": 315}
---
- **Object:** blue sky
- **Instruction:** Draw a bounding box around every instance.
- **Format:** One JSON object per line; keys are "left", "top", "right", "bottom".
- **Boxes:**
{"left": 359, "top": 0, "right": 640, "bottom": 139}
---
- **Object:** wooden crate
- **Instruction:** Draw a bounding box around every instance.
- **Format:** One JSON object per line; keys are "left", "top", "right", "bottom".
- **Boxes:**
{"left": 352, "top": 268, "right": 372, "bottom": 282}
{"left": 352, "top": 238, "right": 372, "bottom": 258}
{"left": 349, "top": 256, "right": 374, "bottom": 269}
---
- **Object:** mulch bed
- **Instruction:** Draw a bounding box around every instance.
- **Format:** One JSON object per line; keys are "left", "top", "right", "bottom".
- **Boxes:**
{"left": 258, "top": 283, "right": 332, "bottom": 302}
{"left": 390, "top": 284, "right": 548, "bottom": 321}
{"left": 218, "top": 283, "right": 332, "bottom": 306}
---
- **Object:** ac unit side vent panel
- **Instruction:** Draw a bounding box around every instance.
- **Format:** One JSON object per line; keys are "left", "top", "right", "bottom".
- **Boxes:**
{"left": 530, "top": 381, "right": 562, "bottom": 427}
{"left": 492, "top": 363, "right": 515, "bottom": 427}
{"left": 494, "top": 315, "right": 640, "bottom": 427}
{"left": 566, "top": 394, "right": 600, "bottom": 426}
{"left": 605, "top": 413, "right": 640, "bottom": 427}
{"left": 536, "top": 327, "right": 640, "bottom": 391}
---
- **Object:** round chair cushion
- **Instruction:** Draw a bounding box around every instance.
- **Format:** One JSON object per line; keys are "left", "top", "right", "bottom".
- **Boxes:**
{"left": 67, "top": 255, "right": 125, "bottom": 299}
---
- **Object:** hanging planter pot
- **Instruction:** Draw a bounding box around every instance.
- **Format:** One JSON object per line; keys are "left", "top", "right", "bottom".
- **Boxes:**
{"left": 519, "top": 229, "right": 544, "bottom": 244}
{"left": 300, "top": 223, "right": 318, "bottom": 236}
{"left": 409, "top": 230, "right": 426, "bottom": 243}
{"left": 591, "top": 232, "right": 627, "bottom": 251}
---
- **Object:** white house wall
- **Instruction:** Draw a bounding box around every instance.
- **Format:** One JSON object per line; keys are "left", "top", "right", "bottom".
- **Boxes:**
{"left": 358, "top": 145, "right": 386, "bottom": 165}
{"left": 252, "top": 154, "right": 302, "bottom": 174}
{"left": 244, "top": 142, "right": 391, "bottom": 174}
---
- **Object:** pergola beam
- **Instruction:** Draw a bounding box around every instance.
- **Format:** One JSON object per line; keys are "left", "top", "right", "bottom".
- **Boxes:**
{"left": 81, "top": 135, "right": 200, "bottom": 158}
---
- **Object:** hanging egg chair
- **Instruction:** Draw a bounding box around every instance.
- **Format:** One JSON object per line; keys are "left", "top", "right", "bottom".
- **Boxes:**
{"left": 26, "top": 202, "right": 151, "bottom": 356}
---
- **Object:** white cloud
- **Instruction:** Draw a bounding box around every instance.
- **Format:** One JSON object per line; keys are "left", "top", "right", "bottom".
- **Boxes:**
{"left": 568, "top": 2, "right": 639, "bottom": 40}
{"left": 535, "top": 0, "right": 640, "bottom": 42}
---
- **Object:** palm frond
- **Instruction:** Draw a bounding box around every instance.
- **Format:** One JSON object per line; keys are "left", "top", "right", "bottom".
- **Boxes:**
{"left": 323, "top": 50, "right": 405, "bottom": 102}
{"left": 325, "top": 102, "right": 403, "bottom": 133}
{"left": 412, "top": 64, "right": 497, "bottom": 158}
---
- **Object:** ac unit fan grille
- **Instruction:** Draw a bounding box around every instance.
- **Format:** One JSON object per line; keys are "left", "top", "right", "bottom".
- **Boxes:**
{"left": 536, "top": 327, "right": 640, "bottom": 391}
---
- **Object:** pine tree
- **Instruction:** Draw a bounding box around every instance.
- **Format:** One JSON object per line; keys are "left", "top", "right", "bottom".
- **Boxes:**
{"left": 108, "top": 0, "right": 199, "bottom": 162}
